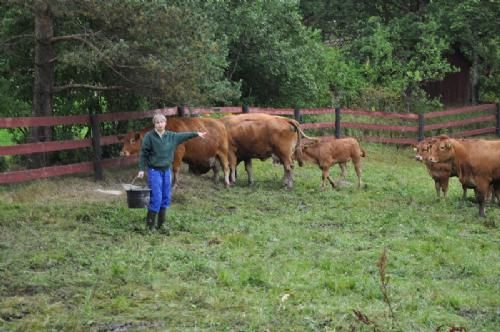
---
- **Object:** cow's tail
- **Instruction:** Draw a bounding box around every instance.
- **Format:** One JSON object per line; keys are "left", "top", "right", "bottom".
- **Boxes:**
{"left": 287, "top": 119, "right": 315, "bottom": 141}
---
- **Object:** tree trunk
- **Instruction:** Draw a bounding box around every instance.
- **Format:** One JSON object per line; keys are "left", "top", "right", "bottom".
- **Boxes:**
{"left": 470, "top": 51, "right": 479, "bottom": 105}
{"left": 30, "top": 2, "right": 54, "bottom": 167}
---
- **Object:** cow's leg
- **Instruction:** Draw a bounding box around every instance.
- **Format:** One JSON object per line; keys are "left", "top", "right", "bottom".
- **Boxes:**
{"left": 493, "top": 183, "right": 500, "bottom": 205}
{"left": 434, "top": 179, "right": 441, "bottom": 197}
{"left": 171, "top": 166, "right": 180, "bottom": 189}
{"left": 281, "top": 159, "right": 295, "bottom": 189}
{"left": 441, "top": 177, "right": 450, "bottom": 198}
{"left": 171, "top": 147, "right": 185, "bottom": 189}
{"left": 475, "top": 180, "right": 490, "bottom": 217}
{"left": 462, "top": 184, "right": 468, "bottom": 200}
{"left": 352, "top": 158, "right": 362, "bottom": 188}
{"left": 245, "top": 159, "right": 254, "bottom": 186}
{"left": 211, "top": 158, "right": 221, "bottom": 184}
{"left": 275, "top": 145, "right": 295, "bottom": 189}
{"left": 321, "top": 167, "right": 335, "bottom": 188}
{"left": 339, "top": 162, "right": 348, "bottom": 180}
{"left": 216, "top": 151, "right": 231, "bottom": 187}
{"left": 227, "top": 150, "right": 237, "bottom": 183}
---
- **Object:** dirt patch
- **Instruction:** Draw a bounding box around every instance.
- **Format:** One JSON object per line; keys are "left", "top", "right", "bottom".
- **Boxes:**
{"left": 92, "top": 321, "right": 163, "bottom": 332}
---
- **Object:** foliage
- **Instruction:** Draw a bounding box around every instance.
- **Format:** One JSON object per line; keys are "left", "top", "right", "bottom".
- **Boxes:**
{"left": 0, "top": 0, "right": 498, "bottom": 128}
{"left": 300, "top": 0, "right": 499, "bottom": 110}
{"left": 0, "top": 144, "right": 498, "bottom": 330}
{"left": 429, "top": 0, "right": 500, "bottom": 102}
{"left": 215, "top": 0, "right": 334, "bottom": 107}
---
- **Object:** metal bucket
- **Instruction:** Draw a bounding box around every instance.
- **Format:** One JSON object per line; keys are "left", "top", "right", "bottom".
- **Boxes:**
{"left": 123, "top": 178, "right": 151, "bottom": 209}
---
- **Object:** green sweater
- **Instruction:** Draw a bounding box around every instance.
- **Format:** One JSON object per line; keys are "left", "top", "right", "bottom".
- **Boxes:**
{"left": 139, "top": 130, "right": 199, "bottom": 171}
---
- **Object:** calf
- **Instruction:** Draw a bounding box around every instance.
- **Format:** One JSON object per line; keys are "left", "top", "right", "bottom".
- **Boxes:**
{"left": 297, "top": 136, "right": 365, "bottom": 189}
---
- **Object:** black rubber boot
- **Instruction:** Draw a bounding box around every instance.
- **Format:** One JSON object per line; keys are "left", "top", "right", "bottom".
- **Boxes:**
{"left": 146, "top": 210, "right": 157, "bottom": 231}
{"left": 157, "top": 208, "right": 170, "bottom": 235}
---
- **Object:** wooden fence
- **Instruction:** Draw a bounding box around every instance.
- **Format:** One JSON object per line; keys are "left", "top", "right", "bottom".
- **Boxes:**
{"left": 0, "top": 103, "right": 498, "bottom": 184}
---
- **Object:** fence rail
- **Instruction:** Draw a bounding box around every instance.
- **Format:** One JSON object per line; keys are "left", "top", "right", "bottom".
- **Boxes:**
{"left": 0, "top": 103, "right": 498, "bottom": 184}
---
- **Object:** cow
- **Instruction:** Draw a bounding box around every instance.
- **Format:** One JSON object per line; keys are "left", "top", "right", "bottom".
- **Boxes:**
{"left": 221, "top": 113, "right": 314, "bottom": 189}
{"left": 119, "top": 117, "right": 230, "bottom": 188}
{"left": 428, "top": 135, "right": 500, "bottom": 217}
{"left": 296, "top": 136, "right": 365, "bottom": 189}
{"left": 414, "top": 137, "right": 469, "bottom": 198}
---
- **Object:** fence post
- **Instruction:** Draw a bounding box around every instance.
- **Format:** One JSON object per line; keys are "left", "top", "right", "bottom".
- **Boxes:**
{"left": 177, "top": 105, "right": 187, "bottom": 117}
{"left": 334, "top": 107, "right": 341, "bottom": 138}
{"left": 89, "top": 112, "right": 104, "bottom": 181}
{"left": 242, "top": 105, "right": 249, "bottom": 113}
{"left": 496, "top": 103, "right": 500, "bottom": 137}
{"left": 417, "top": 113, "right": 425, "bottom": 141}
{"left": 294, "top": 108, "right": 302, "bottom": 122}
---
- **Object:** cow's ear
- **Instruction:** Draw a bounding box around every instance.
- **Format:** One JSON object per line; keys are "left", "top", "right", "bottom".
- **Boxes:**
{"left": 134, "top": 132, "right": 141, "bottom": 141}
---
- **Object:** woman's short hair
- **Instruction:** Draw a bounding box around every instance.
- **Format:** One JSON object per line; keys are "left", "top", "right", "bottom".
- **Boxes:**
{"left": 152, "top": 114, "right": 167, "bottom": 124}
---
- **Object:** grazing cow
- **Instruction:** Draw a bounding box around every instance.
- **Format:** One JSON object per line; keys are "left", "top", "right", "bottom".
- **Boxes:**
{"left": 296, "top": 136, "right": 365, "bottom": 189}
{"left": 428, "top": 135, "right": 500, "bottom": 217}
{"left": 120, "top": 117, "right": 230, "bottom": 187}
{"left": 221, "top": 113, "right": 313, "bottom": 188}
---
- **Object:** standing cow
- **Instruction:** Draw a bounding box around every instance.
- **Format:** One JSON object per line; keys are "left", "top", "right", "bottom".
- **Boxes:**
{"left": 297, "top": 136, "right": 365, "bottom": 189}
{"left": 221, "top": 113, "right": 313, "bottom": 189}
{"left": 414, "top": 137, "right": 468, "bottom": 198}
{"left": 120, "top": 117, "right": 230, "bottom": 188}
{"left": 428, "top": 135, "right": 500, "bottom": 217}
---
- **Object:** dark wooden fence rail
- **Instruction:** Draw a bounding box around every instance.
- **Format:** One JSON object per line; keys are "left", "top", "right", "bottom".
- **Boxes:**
{"left": 0, "top": 104, "right": 498, "bottom": 184}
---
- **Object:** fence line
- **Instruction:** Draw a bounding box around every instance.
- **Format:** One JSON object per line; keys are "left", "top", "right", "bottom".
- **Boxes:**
{"left": 0, "top": 103, "right": 498, "bottom": 184}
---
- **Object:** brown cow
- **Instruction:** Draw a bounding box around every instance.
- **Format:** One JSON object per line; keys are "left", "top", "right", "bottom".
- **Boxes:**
{"left": 221, "top": 113, "right": 313, "bottom": 188}
{"left": 120, "top": 117, "right": 230, "bottom": 188}
{"left": 428, "top": 135, "right": 500, "bottom": 217}
{"left": 297, "top": 136, "right": 365, "bottom": 189}
{"left": 414, "top": 137, "right": 469, "bottom": 198}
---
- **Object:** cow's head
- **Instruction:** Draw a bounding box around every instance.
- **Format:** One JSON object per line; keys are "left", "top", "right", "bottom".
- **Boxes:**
{"left": 428, "top": 138, "right": 454, "bottom": 163}
{"left": 119, "top": 131, "right": 143, "bottom": 156}
{"left": 414, "top": 140, "right": 433, "bottom": 162}
{"left": 294, "top": 138, "right": 320, "bottom": 166}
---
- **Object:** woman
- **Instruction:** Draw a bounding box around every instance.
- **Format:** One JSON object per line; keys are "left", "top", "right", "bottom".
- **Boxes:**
{"left": 137, "top": 113, "right": 206, "bottom": 233}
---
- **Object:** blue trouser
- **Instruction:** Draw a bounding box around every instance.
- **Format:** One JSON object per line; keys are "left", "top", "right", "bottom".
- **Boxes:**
{"left": 147, "top": 168, "right": 172, "bottom": 212}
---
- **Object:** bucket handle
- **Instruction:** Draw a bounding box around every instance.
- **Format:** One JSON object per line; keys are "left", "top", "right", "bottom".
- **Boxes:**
{"left": 130, "top": 175, "right": 147, "bottom": 187}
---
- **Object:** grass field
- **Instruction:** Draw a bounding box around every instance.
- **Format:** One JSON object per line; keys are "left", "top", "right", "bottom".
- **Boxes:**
{"left": 0, "top": 143, "right": 498, "bottom": 331}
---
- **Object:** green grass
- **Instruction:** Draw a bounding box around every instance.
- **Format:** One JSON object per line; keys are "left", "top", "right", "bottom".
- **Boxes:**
{"left": 0, "top": 143, "right": 499, "bottom": 331}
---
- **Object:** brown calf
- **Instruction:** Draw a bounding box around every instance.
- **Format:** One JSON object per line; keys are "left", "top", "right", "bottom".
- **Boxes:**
{"left": 297, "top": 136, "right": 365, "bottom": 189}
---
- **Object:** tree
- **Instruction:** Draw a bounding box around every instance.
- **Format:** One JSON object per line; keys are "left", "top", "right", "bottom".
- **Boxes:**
{"left": 213, "top": 0, "right": 334, "bottom": 107}
{"left": 299, "top": 0, "right": 500, "bottom": 108}
{"left": 1, "top": 0, "right": 240, "bottom": 147}
{"left": 429, "top": 0, "right": 500, "bottom": 102}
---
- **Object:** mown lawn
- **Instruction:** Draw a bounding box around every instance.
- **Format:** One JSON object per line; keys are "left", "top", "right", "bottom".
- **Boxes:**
{"left": 0, "top": 143, "right": 498, "bottom": 331}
